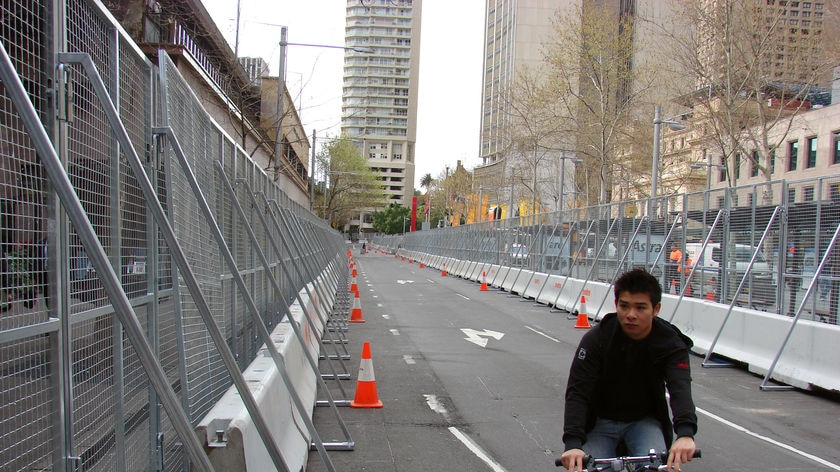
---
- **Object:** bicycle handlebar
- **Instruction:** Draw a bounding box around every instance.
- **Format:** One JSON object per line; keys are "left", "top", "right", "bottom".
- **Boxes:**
{"left": 554, "top": 449, "right": 701, "bottom": 469}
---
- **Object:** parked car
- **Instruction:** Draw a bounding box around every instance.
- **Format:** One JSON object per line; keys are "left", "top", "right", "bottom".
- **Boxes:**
{"left": 509, "top": 243, "right": 529, "bottom": 267}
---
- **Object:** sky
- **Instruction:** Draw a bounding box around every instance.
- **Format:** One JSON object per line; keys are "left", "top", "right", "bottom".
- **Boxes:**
{"left": 200, "top": 0, "right": 485, "bottom": 188}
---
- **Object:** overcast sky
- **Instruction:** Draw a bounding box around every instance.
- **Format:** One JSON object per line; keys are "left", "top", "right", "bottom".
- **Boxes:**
{"left": 200, "top": 0, "right": 485, "bottom": 188}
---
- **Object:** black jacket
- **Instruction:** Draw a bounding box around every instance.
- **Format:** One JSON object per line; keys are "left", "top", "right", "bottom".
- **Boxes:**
{"left": 562, "top": 313, "right": 698, "bottom": 451}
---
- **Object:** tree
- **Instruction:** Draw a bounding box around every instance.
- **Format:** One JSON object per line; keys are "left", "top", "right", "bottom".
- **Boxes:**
{"left": 504, "top": 67, "right": 567, "bottom": 216}
{"left": 665, "top": 1, "right": 840, "bottom": 196}
{"left": 543, "top": 1, "right": 658, "bottom": 205}
{"left": 317, "top": 137, "right": 384, "bottom": 229}
{"left": 371, "top": 203, "right": 411, "bottom": 234}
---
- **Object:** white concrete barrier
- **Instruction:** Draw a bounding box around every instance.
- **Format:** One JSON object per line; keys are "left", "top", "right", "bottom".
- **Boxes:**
{"left": 407, "top": 251, "right": 840, "bottom": 391}
{"left": 195, "top": 267, "right": 335, "bottom": 471}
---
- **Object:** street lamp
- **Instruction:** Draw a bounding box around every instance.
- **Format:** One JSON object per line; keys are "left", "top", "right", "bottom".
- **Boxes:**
{"left": 402, "top": 216, "right": 409, "bottom": 234}
{"left": 690, "top": 160, "right": 727, "bottom": 193}
{"left": 275, "top": 26, "right": 372, "bottom": 212}
{"left": 651, "top": 105, "right": 686, "bottom": 217}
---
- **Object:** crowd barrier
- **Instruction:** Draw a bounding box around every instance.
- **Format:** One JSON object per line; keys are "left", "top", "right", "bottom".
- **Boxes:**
{"left": 397, "top": 250, "right": 840, "bottom": 393}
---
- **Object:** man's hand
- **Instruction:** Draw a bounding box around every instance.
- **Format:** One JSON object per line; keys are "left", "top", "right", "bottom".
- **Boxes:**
{"left": 560, "top": 448, "right": 586, "bottom": 472}
{"left": 667, "top": 436, "right": 696, "bottom": 471}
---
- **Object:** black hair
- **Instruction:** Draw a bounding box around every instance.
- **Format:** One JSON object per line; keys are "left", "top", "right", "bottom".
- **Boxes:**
{"left": 614, "top": 268, "right": 662, "bottom": 306}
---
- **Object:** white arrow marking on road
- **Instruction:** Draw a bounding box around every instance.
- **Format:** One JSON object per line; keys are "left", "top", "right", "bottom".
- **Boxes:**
{"left": 397, "top": 279, "right": 414, "bottom": 284}
{"left": 461, "top": 328, "right": 505, "bottom": 348}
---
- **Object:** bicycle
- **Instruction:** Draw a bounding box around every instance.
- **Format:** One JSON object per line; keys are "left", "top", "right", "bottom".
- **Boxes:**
{"left": 554, "top": 449, "right": 701, "bottom": 471}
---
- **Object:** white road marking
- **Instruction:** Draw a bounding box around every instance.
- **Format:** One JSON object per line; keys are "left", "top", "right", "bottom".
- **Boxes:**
{"left": 461, "top": 328, "right": 505, "bottom": 348}
{"left": 377, "top": 303, "right": 383, "bottom": 307}
{"left": 389, "top": 329, "right": 400, "bottom": 336}
{"left": 456, "top": 293, "right": 470, "bottom": 300}
{"left": 696, "top": 406, "right": 840, "bottom": 470}
{"left": 525, "top": 325, "right": 560, "bottom": 343}
{"left": 423, "top": 394, "right": 451, "bottom": 422}
{"left": 382, "top": 314, "right": 391, "bottom": 320}
{"left": 448, "top": 427, "right": 509, "bottom": 472}
{"left": 424, "top": 394, "right": 508, "bottom": 471}
{"left": 403, "top": 355, "right": 415, "bottom": 365}
{"left": 397, "top": 279, "right": 415, "bottom": 284}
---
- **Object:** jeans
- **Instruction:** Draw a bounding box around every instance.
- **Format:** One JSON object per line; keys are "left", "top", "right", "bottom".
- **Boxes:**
{"left": 582, "top": 416, "right": 667, "bottom": 459}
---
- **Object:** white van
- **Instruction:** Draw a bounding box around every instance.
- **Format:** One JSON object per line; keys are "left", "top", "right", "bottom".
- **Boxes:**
{"left": 684, "top": 243, "right": 771, "bottom": 278}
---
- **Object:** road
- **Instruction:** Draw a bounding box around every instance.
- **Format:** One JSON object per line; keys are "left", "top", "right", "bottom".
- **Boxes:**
{"left": 307, "top": 250, "right": 840, "bottom": 471}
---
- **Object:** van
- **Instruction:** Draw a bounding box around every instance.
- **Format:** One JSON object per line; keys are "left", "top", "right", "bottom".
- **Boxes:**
{"left": 684, "top": 243, "right": 771, "bottom": 277}
{"left": 685, "top": 243, "right": 773, "bottom": 297}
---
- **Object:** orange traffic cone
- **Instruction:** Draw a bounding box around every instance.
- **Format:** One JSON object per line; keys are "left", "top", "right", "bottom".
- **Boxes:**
{"left": 574, "top": 295, "right": 592, "bottom": 329}
{"left": 409, "top": 258, "right": 413, "bottom": 264}
{"left": 350, "top": 342, "right": 383, "bottom": 408}
{"left": 419, "top": 261, "right": 425, "bottom": 268}
{"left": 349, "top": 274, "right": 358, "bottom": 294}
{"left": 480, "top": 271, "right": 488, "bottom": 291}
{"left": 705, "top": 291, "right": 715, "bottom": 301}
{"left": 349, "top": 290, "right": 365, "bottom": 323}
{"left": 401, "top": 255, "right": 405, "bottom": 261}
{"left": 441, "top": 263, "right": 448, "bottom": 277}
{"left": 352, "top": 268, "right": 357, "bottom": 278}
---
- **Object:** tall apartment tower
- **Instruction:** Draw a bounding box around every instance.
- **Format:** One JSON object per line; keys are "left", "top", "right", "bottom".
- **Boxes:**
{"left": 342, "top": 0, "right": 422, "bottom": 231}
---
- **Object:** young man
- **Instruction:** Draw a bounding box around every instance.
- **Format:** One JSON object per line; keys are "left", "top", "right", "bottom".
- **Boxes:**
{"left": 559, "top": 269, "right": 697, "bottom": 472}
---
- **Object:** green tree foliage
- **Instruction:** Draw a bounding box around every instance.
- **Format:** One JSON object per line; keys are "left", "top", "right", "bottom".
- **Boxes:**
{"left": 317, "top": 137, "right": 385, "bottom": 228}
{"left": 371, "top": 203, "right": 412, "bottom": 234}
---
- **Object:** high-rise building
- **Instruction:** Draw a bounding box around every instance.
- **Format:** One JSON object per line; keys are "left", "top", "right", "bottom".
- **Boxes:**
{"left": 342, "top": 0, "right": 422, "bottom": 232}
{"left": 480, "top": 0, "right": 567, "bottom": 166}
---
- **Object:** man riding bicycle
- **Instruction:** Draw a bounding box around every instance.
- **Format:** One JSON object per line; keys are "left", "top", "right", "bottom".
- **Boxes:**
{"left": 559, "top": 269, "right": 697, "bottom": 471}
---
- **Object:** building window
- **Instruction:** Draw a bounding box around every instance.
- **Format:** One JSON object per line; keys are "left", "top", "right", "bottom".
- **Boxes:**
{"left": 369, "top": 153, "right": 376, "bottom": 159}
{"left": 769, "top": 148, "right": 776, "bottom": 174}
{"left": 751, "top": 150, "right": 760, "bottom": 177}
{"left": 833, "top": 132, "right": 840, "bottom": 164}
{"left": 734, "top": 153, "right": 741, "bottom": 179}
{"left": 807, "top": 136, "right": 817, "bottom": 168}
{"left": 718, "top": 157, "right": 727, "bottom": 183}
{"left": 788, "top": 187, "right": 796, "bottom": 203}
{"left": 788, "top": 140, "right": 799, "bottom": 171}
{"left": 804, "top": 186, "right": 815, "bottom": 201}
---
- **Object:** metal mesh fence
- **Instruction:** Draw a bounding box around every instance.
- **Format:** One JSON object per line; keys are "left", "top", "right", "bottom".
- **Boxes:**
{"left": 0, "top": 1, "right": 345, "bottom": 471}
{"left": 392, "top": 176, "right": 840, "bottom": 326}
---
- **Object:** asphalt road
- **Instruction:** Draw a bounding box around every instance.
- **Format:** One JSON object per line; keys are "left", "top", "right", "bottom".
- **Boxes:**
{"left": 307, "top": 250, "right": 840, "bottom": 471}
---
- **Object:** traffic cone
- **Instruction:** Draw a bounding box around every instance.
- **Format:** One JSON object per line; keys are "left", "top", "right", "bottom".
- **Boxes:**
{"left": 441, "top": 263, "right": 448, "bottom": 277}
{"left": 419, "top": 261, "right": 425, "bottom": 268}
{"left": 409, "top": 258, "right": 413, "bottom": 264}
{"left": 349, "top": 274, "right": 358, "bottom": 294}
{"left": 705, "top": 290, "right": 715, "bottom": 301}
{"left": 574, "top": 295, "right": 591, "bottom": 329}
{"left": 350, "top": 342, "right": 382, "bottom": 408}
{"left": 480, "top": 271, "right": 488, "bottom": 291}
{"left": 352, "top": 267, "right": 357, "bottom": 278}
{"left": 349, "top": 290, "right": 365, "bottom": 323}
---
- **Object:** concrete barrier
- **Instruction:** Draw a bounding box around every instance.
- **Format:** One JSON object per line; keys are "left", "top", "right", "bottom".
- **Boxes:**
{"left": 406, "top": 251, "right": 840, "bottom": 391}
{"left": 195, "top": 267, "right": 335, "bottom": 471}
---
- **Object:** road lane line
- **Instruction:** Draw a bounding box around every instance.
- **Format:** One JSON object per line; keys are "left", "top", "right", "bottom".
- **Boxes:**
{"left": 448, "top": 426, "right": 508, "bottom": 472}
{"left": 525, "top": 325, "right": 560, "bottom": 343}
{"left": 456, "top": 293, "right": 470, "bottom": 300}
{"left": 403, "top": 355, "right": 415, "bottom": 365}
{"left": 389, "top": 329, "right": 400, "bottom": 336}
{"left": 696, "top": 406, "right": 840, "bottom": 470}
